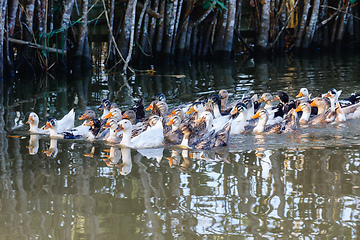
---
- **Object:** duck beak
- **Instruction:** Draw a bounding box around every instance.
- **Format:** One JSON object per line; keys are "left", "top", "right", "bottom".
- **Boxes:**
{"left": 296, "top": 91, "right": 303, "bottom": 98}
{"left": 230, "top": 107, "right": 239, "bottom": 115}
{"left": 166, "top": 119, "right": 174, "bottom": 126}
{"left": 104, "top": 112, "right": 113, "bottom": 119}
{"left": 258, "top": 97, "right": 264, "bottom": 103}
{"left": 26, "top": 116, "right": 34, "bottom": 124}
{"left": 324, "top": 92, "right": 331, "bottom": 98}
{"left": 166, "top": 157, "right": 174, "bottom": 166}
{"left": 99, "top": 104, "right": 104, "bottom": 110}
{"left": 79, "top": 113, "right": 87, "bottom": 120}
{"left": 145, "top": 104, "right": 153, "bottom": 111}
{"left": 168, "top": 110, "right": 176, "bottom": 118}
{"left": 186, "top": 106, "right": 195, "bottom": 114}
{"left": 43, "top": 149, "right": 51, "bottom": 156}
{"left": 84, "top": 121, "right": 94, "bottom": 127}
{"left": 310, "top": 101, "right": 317, "bottom": 107}
{"left": 43, "top": 122, "right": 52, "bottom": 130}
{"left": 272, "top": 96, "right": 279, "bottom": 101}
{"left": 295, "top": 105, "right": 302, "bottom": 113}
{"left": 122, "top": 113, "right": 127, "bottom": 119}
{"left": 251, "top": 112, "right": 261, "bottom": 119}
{"left": 115, "top": 125, "right": 123, "bottom": 132}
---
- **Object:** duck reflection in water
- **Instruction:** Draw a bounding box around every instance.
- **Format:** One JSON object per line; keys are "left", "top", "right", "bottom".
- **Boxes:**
{"left": 166, "top": 149, "right": 193, "bottom": 173}
{"left": 117, "top": 148, "right": 133, "bottom": 175}
{"left": 102, "top": 146, "right": 122, "bottom": 167}
{"left": 43, "top": 139, "right": 58, "bottom": 158}
{"left": 27, "top": 134, "right": 40, "bottom": 155}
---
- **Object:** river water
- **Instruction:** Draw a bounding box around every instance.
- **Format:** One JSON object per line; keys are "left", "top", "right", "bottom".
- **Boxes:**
{"left": 1, "top": 54, "right": 360, "bottom": 239}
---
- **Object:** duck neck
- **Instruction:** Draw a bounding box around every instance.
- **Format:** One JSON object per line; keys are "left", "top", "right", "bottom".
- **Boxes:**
{"left": 213, "top": 103, "right": 222, "bottom": 118}
{"left": 235, "top": 112, "right": 246, "bottom": 122}
{"left": 254, "top": 116, "right": 267, "bottom": 133}
{"left": 246, "top": 106, "right": 254, "bottom": 120}
{"left": 180, "top": 132, "right": 190, "bottom": 147}
{"left": 29, "top": 123, "right": 39, "bottom": 133}
{"left": 317, "top": 103, "right": 326, "bottom": 114}
{"left": 121, "top": 128, "right": 132, "bottom": 146}
{"left": 300, "top": 110, "right": 311, "bottom": 123}
{"left": 49, "top": 127, "right": 62, "bottom": 138}
{"left": 330, "top": 97, "right": 338, "bottom": 111}
{"left": 221, "top": 97, "right": 228, "bottom": 112}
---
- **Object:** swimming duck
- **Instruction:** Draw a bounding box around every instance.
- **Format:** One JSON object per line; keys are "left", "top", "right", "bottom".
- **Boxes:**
{"left": 122, "top": 109, "right": 137, "bottom": 124}
{"left": 295, "top": 101, "right": 311, "bottom": 124}
{"left": 104, "top": 118, "right": 121, "bottom": 143}
{"left": 177, "top": 121, "right": 231, "bottom": 150}
{"left": 165, "top": 115, "right": 183, "bottom": 144}
{"left": 27, "top": 109, "right": 75, "bottom": 134}
{"left": 168, "top": 107, "right": 186, "bottom": 120}
{"left": 229, "top": 102, "right": 249, "bottom": 134}
{"left": 186, "top": 101, "right": 206, "bottom": 120}
{"left": 310, "top": 97, "right": 331, "bottom": 114}
{"left": 128, "top": 97, "right": 146, "bottom": 122}
{"left": 324, "top": 88, "right": 342, "bottom": 111}
{"left": 274, "top": 91, "right": 296, "bottom": 117}
{"left": 99, "top": 99, "right": 112, "bottom": 119}
{"left": 78, "top": 109, "right": 97, "bottom": 124}
{"left": 66, "top": 109, "right": 97, "bottom": 137}
{"left": 43, "top": 117, "right": 81, "bottom": 139}
{"left": 116, "top": 115, "right": 164, "bottom": 148}
{"left": 84, "top": 119, "right": 103, "bottom": 141}
{"left": 103, "top": 107, "right": 122, "bottom": 122}
{"left": 251, "top": 108, "right": 297, "bottom": 134}
{"left": 296, "top": 88, "right": 311, "bottom": 101}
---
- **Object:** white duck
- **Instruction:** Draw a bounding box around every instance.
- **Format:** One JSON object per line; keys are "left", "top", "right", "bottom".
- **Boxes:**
{"left": 105, "top": 118, "right": 121, "bottom": 143}
{"left": 229, "top": 103, "right": 248, "bottom": 135}
{"left": 324, "top": 88, "right": 342, "bottom": 111}
{"left": 27, "top": 109, "right": 75, "bottom": 134}
{"left": 43, "top": 117, "right": 80, "bottom": 139}
{"left": 116, "top": 115, "right": 164, "bottom": 148}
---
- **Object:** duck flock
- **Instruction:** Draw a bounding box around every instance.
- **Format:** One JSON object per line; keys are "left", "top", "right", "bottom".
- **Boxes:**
{"left": 26, "top": 88, "right": 360, "bottom": 150}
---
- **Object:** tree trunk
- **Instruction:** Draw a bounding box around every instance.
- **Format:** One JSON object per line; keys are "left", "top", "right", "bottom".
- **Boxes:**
{"left": 118, "top": 0, "right": 138, "bottom": 59}
{"left": 155, "top": 0, "right": 165, "bottom": 54}
{"left": 171, "top": 0, "right": 183, "bottom": 55}
{"left": 148, "top": 0, "right": 160, "bottom": 47}
{"left": 106, "top": 0, "right": 116, "bottom": 67}
{"left": 214, "top": 2, "right": 228, "bottom": 56}
{"left": 0, "top": 0, "right": 7, "bottom": 78}
{"left": 256, "top": 0, "right": 270, "bottom": 51}
{"left": 295, "top": 0, "right": 311, "bottom": 48}
{"left": 37, "top": 0, "right": 47, "bottom": 44}
{"left": 336, "top": 0, "right": 349, "bottom": 43}
{"left": 223, "top": 0, "right": 236, "bottom": 58}
{"left": 60, "top": 0, "right": 75, "bottom": 58}
{"left": 302, "top": 0, "right": 321, "bottom": 48}
{"left": 8, "top": 0, "right": 18, "bottom": 36}
{"left": 164, "top": 0, "right": 177, "bottom": 56}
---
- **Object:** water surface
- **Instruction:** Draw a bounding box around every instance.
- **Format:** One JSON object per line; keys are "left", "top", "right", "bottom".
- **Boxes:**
{"left": 1, "top": 54, "right": 360, "bottom": 239}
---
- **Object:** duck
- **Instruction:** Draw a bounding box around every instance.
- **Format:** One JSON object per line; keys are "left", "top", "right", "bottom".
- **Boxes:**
{"left": 251, "top": 108, "right": 297, "bottom": 134}
{"left": 324, "top": 88, "right": 342, "bottom": 111}
{"left": 185, "top": 101, "right": 206, "bottom": 121}
{"left": 27, "top": 109, "right": 75, "bottom": 134}
{"left": 66, "top": 109, "right": 97, "bottom": 137}
{"left": 104, "top": 118, "right": 121, "bottom": 143}
{"left": 103, "top": 107, "right": 122, "bottom": 122}
{"left": 274, "top": 91, "right": 296, "bottom": 117}
{"left": 78, "top": 109, "right": 97, "bottom": 124}
{"left": 99, "top": 99, "right": 112, "bottom": 119}
{"left": 295, "top": 101, "right": 311, "bottom": 124}
{"left": 310, "top": 97, "right": 331, "bottom": 114}
{"left": 165, "top": 115, "right": 183, "bottom": 144}
{"left": 43, "top": 117, "right": 81, "bottom": 139}
{"left": 241, "top": 96, "right": 258, "bottom": 120}
{"left": 84, "top": 118, "right": 103, "bottom": 141}
{"left": 296, "top": 88, "right": 311, "bottom": 101}
{"left": 122, "top": 109, "right": 137, "bottom": 124}
{"left": 177, "top": 121, "right": 231, "bottom": 150}
{"left": 218, "top": 89, "right": 234, "bottom": 114}
{"left": 116, "top": 115, "right": 164, "bottom": 148}
{"left": 229, "top": 102, "right": 249, "bottom": 134}
{"left": 168, "top": 107, "right": 186, "bottom": 120}
{"left": 128, "top": 97, "right": 146, "bottom": 122}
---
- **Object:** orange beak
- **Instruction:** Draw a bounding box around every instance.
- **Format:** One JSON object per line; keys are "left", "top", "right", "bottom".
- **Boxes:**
{"left": 43, "top": 122, "right": 52, "bottom": 130}
{"left": 115, "top": 125, "right": 123, "bottom": 132}
{"left": 258, "top": 97, "right": 264, "bottom": 103}
{"left": 166, "top": 118, "right": 174, "bottom": 126}
{"left": 42, "top": 149, "right": 51, "bottom": 156}
{"left": 122, "top": 112, "right": 128, "bottom": 119}
{"left": 296, "top": 91, "right": 303, "bottom": 98}
{"left": 104, "top": 111, "right": 113, "bottom": 119}
{"left": 103, "top": 149, "right": 111, "bottom": 153}
{"left": 166, "top": 157, "right": 174, "bottom": 166}
{"left": 168, "top": 110, "right": 176, "bottom": 118}
{"left": 310, "top": 101, "right": 317, "bottom": 107}
{"left": 295, "top": 105, "right": 302, "bottom": 113}
{"left": 251, "top": 112, "right": 261, "bottom": 119}
{"left": 230, "top": 107, "right": 239, "bottom": 115}
{"left": 186, "top": 106, "right": 195, "bottom": 114}
{"left": 104, "top": 120, "right": 111, "bottom": 128}
{"left": 26, "top": 116, "right": 34, "bottom": 124}
{"left": 145, "top": 104, "right": 153, "bottom": 111}
{"left": 79, "top": 113, "right": 87, "bottom": 120}
{"left": 84, "top": 121, "right": 94, "bottom": 127}
{"left": 324, "top": 92, "right": 330, "bottom": 98}
{"left": 272, "top": 96, "right": 279, "bottom": 101}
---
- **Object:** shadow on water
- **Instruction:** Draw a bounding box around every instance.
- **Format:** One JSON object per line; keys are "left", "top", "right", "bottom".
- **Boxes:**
{"left": 1, "top": 55, "right": 360, "bottom": 238}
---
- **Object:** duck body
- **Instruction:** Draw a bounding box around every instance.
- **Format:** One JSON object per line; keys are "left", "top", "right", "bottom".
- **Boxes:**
{"left": 44, "top": 117, "right": 82, "bottom": 139}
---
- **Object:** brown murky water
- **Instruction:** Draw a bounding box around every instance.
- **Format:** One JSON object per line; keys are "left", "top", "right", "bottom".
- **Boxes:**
{"left": 1, "top": 54, "right": 360, "bottom": 238}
